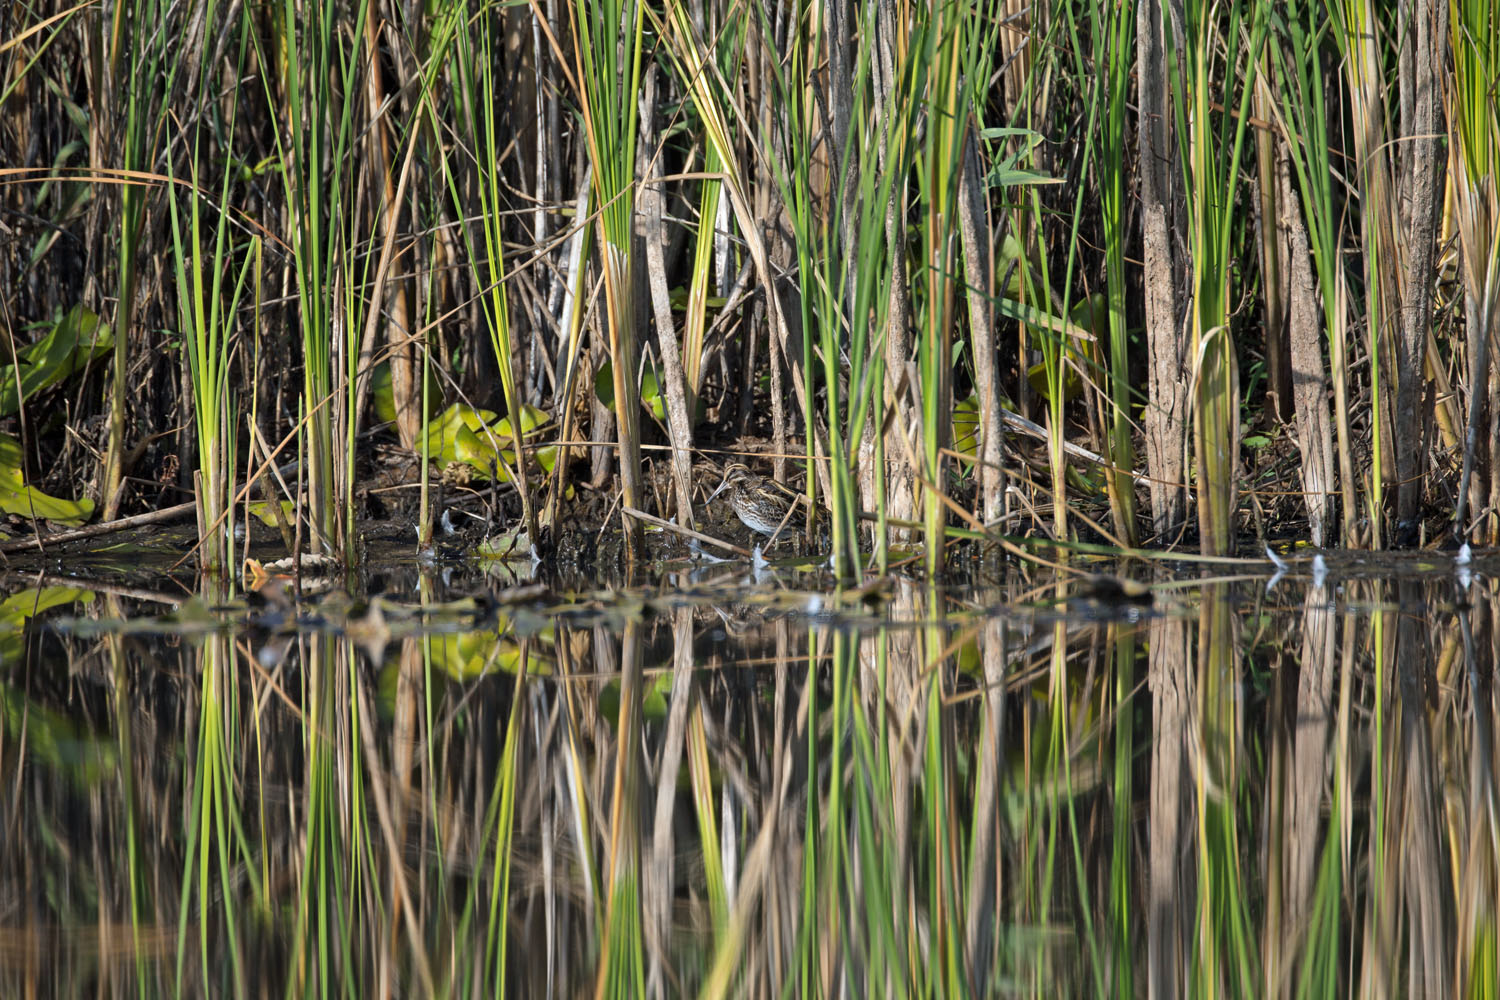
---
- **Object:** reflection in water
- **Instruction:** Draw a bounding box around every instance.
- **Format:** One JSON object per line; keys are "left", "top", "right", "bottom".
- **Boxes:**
{"left": 1, "top": 566, "right": 1497, "bottom": 994}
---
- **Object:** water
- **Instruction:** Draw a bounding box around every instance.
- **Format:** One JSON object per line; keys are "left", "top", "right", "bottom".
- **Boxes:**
{"left": 1, "top": 548, "right": 1494, "bottom": 995}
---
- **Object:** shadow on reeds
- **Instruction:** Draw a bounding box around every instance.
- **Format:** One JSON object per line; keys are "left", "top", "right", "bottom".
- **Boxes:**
{"left": 1, "top": 552, "right": 1496, "bottom": 995}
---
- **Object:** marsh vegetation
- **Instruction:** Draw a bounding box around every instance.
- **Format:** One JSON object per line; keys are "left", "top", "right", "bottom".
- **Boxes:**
{"left": 0, "top": 0, "right": 1490, "bottom": 569}
{"left": 3, "top": 0, "right": 1500, "bottom": 992}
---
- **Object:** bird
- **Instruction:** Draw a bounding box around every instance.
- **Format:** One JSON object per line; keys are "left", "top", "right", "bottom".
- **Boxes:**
{"left": 708, "top": 463, "right": 803, "bottom": 542}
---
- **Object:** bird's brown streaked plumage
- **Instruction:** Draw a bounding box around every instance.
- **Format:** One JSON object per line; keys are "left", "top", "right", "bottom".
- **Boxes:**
{"left": 708, "top": 463, "right": 800, "bottom": 539}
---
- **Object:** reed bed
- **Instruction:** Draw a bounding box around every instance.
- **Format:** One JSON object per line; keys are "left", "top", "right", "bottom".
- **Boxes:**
{"left": 0, "top": 0, "right": 1490, "bottom": 568}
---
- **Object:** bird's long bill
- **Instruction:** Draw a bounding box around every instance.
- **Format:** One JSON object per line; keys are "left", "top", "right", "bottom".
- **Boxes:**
{"left": 707, "top": 476, "right": 731, "bottom": 503}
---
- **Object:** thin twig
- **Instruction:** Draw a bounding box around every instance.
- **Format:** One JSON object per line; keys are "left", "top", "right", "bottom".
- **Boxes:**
{"left": 621, "top": 506, "right": 753, "bottom": 558}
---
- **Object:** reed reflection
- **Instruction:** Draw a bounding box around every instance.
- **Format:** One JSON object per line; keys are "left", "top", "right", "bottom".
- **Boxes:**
{"left": 0, "top": 570, "right": 1497, "bottom": 994}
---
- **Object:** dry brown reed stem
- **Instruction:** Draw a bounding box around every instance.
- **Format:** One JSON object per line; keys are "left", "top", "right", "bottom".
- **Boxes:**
{"left": 361, "top": 11, "right": 418, "bottom": 452}
{"left": 638, "top": 69, "right": 698, "bottom": 530}
{"left": 1136, "top": 0, "right": 1191, "bottom": 539}
{"left": 960, "top": 136, "right": 1004, "bottom": 526}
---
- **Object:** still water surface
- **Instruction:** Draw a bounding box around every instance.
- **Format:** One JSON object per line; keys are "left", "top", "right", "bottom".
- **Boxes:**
{"left": 1, "top": 549, "right": 1493, "bottom": 995}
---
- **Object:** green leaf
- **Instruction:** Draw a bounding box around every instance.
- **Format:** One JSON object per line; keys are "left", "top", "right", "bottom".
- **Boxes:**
{"left": 0, "top": 433, "right": 94, "bottom": 525}
{"left": 0, "top": 305, "right": 113, "bottom": 417}
{"left": 594, "top": 359, "right": 666, "bottom": 422}
{"left": 493, "top": 403, "right": 550, "bottom": 439}
{"left": 370, "top": 361, "right": 444, "bottom": 426}
{"left": 247, "top": 500, "right": 296, "bottom": 528}
{"left": 418, "top": 403, "right": 552, "bottom": 481}
{"left": 952, "top": 392, "right": 980, "bottom": 460}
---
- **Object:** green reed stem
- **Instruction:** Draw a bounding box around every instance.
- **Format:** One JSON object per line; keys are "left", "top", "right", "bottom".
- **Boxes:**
{"left": 267, "top": 0, "right": 373, "bottom": 558}
{"left": 1166, "top": 0, "right": 1265, "bottom": 555}
{"left": 1093, "top": 0, "right": 1139, "bottom": 544}
{"left": 572, "top": 0, "right": 646, "bottom": 558}
{"left": 99, "top": 0, "right": 172, "bottom": 521}
{"left": 457, "top": 1, "right": 539, "bottom": 546}
{"left": 914, "top": 0, "right": 966, "bottom": 578}
{"left": 165, "top": 11, "right": 252, "bottom": 574}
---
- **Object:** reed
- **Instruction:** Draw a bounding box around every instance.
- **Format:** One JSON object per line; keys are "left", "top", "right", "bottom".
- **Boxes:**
{"left": 1265, "top": 0, "right": 1349, "bottom": 548}
{"left": 164, "top": 10, "right": 253, "bottom": 574}
{"left": 266, "top": 0, "right": 371, "bottom": 557}
{"left": 95, "top": 0, "right": 171, "bottom": 522}
{"left": 756, "top": 0, "right": 902, "bottom": 577}
{"left": 455, "top": 1, "right": 539, "bottom": 546}
{"left": 1449, "top": 0, "right": 1500, "bottom": 543}
{"left": 570, "top": 0, "right": 647, "bottom": 559}
{"left": 1168, "top": 0, "right": 1265, "bottom": 555}
{"left": 1085, "top": 0, "right": 1139, "bottom": 545}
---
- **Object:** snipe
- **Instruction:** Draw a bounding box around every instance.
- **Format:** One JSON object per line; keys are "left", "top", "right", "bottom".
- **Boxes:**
{"left": 708, "top": 463, "right": 801, "bottom": 542}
